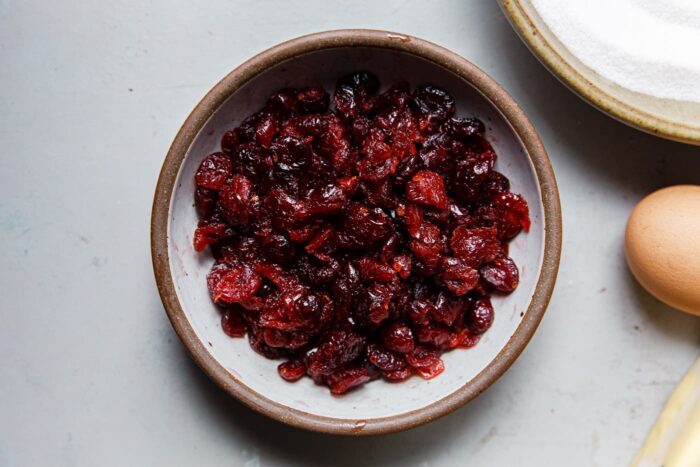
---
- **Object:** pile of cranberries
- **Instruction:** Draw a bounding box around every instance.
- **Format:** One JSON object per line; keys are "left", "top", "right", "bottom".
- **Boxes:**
{"left": 192, "top": 72, "right": 530, "bottom": 395}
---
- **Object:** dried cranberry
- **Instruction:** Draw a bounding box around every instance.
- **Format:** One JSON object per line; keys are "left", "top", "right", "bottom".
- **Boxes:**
{"left": 209, "top": 265, "right": 262, "bottom": 304}
{"left": 491, "top": 192, "right": 531, "bottom": 239}
{"left": 367, "top": 343, "right": 408, "bottom": 372}
{"left": 193, "top": 76, "right": 529, "bottom": 394}
{"left": 278, "top": 359, "right": 306, "bottom": 382}
{"left": 327, "top": 366, "right": 372, "bottom": 395}
{"left": 406, "top": 346, "right": 445, "bottom": 379}
{"left": 439, "top": 257, "right": 479, "bottom": 296}
{"left": 221, "top": 309, "right": 247, "bottom": 337}
{"left": 218, "top": 174, "right": 254, "bottom": 226}
{"left": 445, "top": 117, "right": 485, "bottom": 139}
{"left": 195, "top": 152, "right": 233, "bottom": 190}
{"left": 468, "top": 297, "right": 495, "bottom": 334}
{"left": 194, "top": 187, "right": 217, "bottom": 218}
{"left": 193, "top": 222, "right": 230, "bottom": 252}
{"left": 410, "top": 223, "right": 444, "bottom": 268}
{"left": 357, "top": 256, "right": 396, "bottom": 282}
{"left": 481, "top": 255, "right": 520, "bottom": 292}
{"left": 382, "top": 322, "right": 415, "bottom": 353}
{"left": 411, "top": 85, "right": 455, "bottom": 133}
{"left": 306, "top": 330, "right": 366, "bottom": 377}
{"left": 406, "top": 170, "right": 449, "bottom": 210}
{"left": 450, "top": 225, "right": 500, "bottom": 267}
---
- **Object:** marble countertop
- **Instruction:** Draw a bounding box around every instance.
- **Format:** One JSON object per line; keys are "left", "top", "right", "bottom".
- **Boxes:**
{"left": 1, "top": 1, "right": 699, "bottom": 465}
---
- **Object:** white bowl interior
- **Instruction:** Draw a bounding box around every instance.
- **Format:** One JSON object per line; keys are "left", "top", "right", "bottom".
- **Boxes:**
{"left": 167, "top": 47, "right": 544, "bottom": 420}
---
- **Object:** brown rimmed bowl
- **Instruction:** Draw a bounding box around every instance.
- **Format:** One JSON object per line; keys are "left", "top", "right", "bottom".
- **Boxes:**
{"left": 151, "top": 29, "right": 562, "bottom": 435}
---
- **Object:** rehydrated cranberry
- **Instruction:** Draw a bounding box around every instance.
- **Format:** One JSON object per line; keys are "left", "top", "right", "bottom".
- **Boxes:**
{"left": 439, "top": 257, "right": 479, "bottom": 296}
{"left": 218, "top": 174, "right": 255, "bottom": 226}
{"left": 357, "top": 282, "right": 394, "bottom": 325}
{"left": 357, "top": 256, "right": 396, "bottom": 282}
{"left": 367, "top": 343, "right": 408, "bottom": 371}
{"left": 306, "top": 330, "right": 367, "bottom": 378}
{"left": 195, "top": 152, "right": 233, "bottom": 190}
{"left": 193, "top": 221, "right": 230, "bottom": 252}
{"left": 193, "top": 75, "right": 529, "bottom": 394}
{"left": 296, "top": 85, "right": 330, "bottom": 114}
{"left": 468, "top": 297, "right": 495, "bottom": 334}
{"left": 209, "top": 265, "right": 262, "bottom": 304}
{"left": 278, "top": 359, "right": 306, "bottom": 382}
{"left": 410, "top": 222, "right": 444, "bottom": 268}
{"left": 337, "top": 203, "right": 392, "bottom": 249}
{"left": 491, "top": 192, "right": 531, "bottom": 239}
{"left": 445, "top": 117, "right": 485, "bottom": 139}
{"left": 333, "top": 71, "right": 379, "bottom": 120}
{"left": 327, "top": 366, "right": 372, "bottom": 395}
{"left": 222, "top": 309, "right": 247, "bottom": 337}
{"left": 382, "top": 322, "right": 415, "bottom": 354}
{"left": 450, "top": 225, "right": 500, "bottom": 267}
{"left": 411, "top": 85, "right": 455, "bottom": 133}
{"left": 480, "top": 255, "right": 520, "bottom": 292}
{"left": 406, "top": 170, "right": 449, "bottom": 210}
{"left": 194, "top": 187, "right": 217, "bottom": 218}
{"left": 406, "top": 346, "right": 445, "bottom": 379}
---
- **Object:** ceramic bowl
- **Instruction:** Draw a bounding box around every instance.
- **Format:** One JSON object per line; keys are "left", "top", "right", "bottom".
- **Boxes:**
{"left": 151, "top": 29, "right": 562, "bottom": 435}
{"left": 500, "top": 0, "right": 700, "bottom": 146}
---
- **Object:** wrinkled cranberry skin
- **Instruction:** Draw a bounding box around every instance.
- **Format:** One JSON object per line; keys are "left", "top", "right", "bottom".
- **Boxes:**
{"left": 468, "top": 297, "right": 495, "bottom": 334}
{"left": 382, "top": 322, "right": 415, "bottom": 354}
{"left": 481, "top": 255, "right": 520, "bottom": 292}
{"left": 406, "top": 170, "right": 449, "bottom": 210}
{"left": 195, "top": 152, "right": 233, "bottom": 190}
{"left": 278, "top": 360, "right": 306, "bottom": 382}
{"left": 193, "top": 74, "right": 529, "bottom": 394}
{"left": 222, "top": 309, "right": 247, "bottom": 337}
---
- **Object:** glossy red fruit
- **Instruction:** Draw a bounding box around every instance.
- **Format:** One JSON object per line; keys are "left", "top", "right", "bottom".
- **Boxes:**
{"left": 327, "top": 366, "right": 372, "bottom": 395}
{"left": 367, "top": 343, "right": 408, "bottom": 372}
{"left": 468, "top": 297, "right": 495, "bottom": 334}
{"left": 210, "top": 265, "right": 262, "bottom": 304}
{"left": 218, "top": 174, "right": 254, "bottom": 226}
{"left": 195, "top": 152, "right": 233, "bottom": 190}
{"left": 193, "top": 77, "right": 530, "bottom": 394}
{"left": 357, "top": 256, "right": 396, "bottom": 282}
{"left": 406, "top": 170, "right": 449, "bottom": 210}
{"left": 481, "top": 255, "right": 520, "bottom": 292}
{"left": 278, "top": 360, "right": 306, "bottom": 382}
{"left": 449, "top": 226, "right": 501, "bottom": 267}
{"left": 492, "top": 192, "right": 531, "bottom": 238}
{"left": 410, "top": 222, "right": 443, "bottom": 268}
{"left": 194, "top": 187, "right": 217, "bottom": 218}
{"left": 391, "top": 255, "right": 412, "bottom": 279}
{"left": 384, "top": 366, "right": 414, "bottom": 381}
{"left": 221, "top": 309, "right": 247, "bottom": 337}
{"left": 381, "top": 322, "right": 415, "bottom": 354}
{"left": 193, "top": 222, "right": 230, "bottom": 252}
{"left": 439, "top": 257, "right": 479, "bottom": 296}
{"left": 406, "top": 346, "right": 445, "bottom": 379}
{"left": 306, "top": 330, "right": 366, "bottom": 377}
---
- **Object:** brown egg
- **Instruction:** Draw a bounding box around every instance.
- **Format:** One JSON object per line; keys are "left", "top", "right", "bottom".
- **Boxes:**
{"left": 625, "top": 185, "right": 700, "bottom": 316}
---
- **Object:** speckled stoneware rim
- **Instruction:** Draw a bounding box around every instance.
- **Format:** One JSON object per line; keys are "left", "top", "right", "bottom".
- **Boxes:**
{"left": 500, "top": 0, "right": 700, "bottom": 146}
{"left": 151, "top": 29, "right": 562, "bottom": 435}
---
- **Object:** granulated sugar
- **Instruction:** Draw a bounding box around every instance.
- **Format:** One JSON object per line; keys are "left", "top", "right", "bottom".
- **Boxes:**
{"left": 531, "top": 0, "right": 700, "bottom": 103}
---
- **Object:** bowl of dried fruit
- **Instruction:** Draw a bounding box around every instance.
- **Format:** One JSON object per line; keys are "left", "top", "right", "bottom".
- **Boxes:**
{"left": 151, "top": 29, "right": 561, "bottom": 435}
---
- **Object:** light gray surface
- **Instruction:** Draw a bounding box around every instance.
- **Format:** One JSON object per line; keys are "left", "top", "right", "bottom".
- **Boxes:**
{"left": 1, "top": 1, "right": 699, "bottom": 465}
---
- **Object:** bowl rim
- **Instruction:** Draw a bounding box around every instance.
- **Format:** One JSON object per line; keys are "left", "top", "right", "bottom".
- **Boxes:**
{"left": 151, "top": 29, "right": 562, "bottom": 436}
{"left": 500, "top": 0, "right": 700, "bottom": 146}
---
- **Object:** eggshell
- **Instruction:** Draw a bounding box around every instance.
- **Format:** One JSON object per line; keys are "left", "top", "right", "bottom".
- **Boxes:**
{"left": 625, "top": 185, "right": 700, "bottom": 316}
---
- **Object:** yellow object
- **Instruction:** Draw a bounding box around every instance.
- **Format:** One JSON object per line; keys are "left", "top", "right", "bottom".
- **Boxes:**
{"left": 625, "top": 185, "right": 700, "bottom": 316}
{"left": 631, "top": 356, "right": 700, "bottom": 467}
